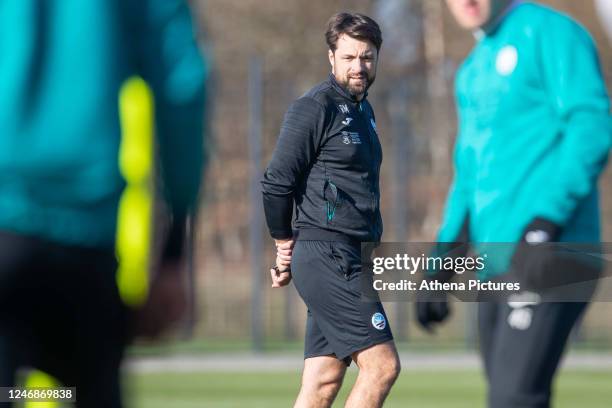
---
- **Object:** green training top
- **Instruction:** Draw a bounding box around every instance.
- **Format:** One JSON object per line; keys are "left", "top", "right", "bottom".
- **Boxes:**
{"left": 440, "top": 1, "right": 611, "bottom": 243}
{"left": 439, "top": 1, "right": 611, "bottom": 277}
{"left": 0, "top": 0, "right": 207, "bottom": 248}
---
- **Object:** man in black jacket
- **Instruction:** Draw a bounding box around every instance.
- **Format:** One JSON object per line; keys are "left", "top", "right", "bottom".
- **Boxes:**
{"left": 262, "top": 12, "right": 400, "bottom": 408}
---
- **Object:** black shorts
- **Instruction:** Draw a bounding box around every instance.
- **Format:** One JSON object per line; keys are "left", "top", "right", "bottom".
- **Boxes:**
{"left": 0, "top": 231, "right": 128, "bottom": 408}
{"left": 291, "top": 239, "right": 393, "bottom": 364}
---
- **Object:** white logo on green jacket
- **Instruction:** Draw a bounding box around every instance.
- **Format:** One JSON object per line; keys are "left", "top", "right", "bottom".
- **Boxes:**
{"left": 496, "top": 45, "right": 518, "bottom": 76}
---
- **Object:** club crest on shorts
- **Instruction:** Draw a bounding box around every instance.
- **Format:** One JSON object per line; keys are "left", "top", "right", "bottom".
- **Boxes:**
{"left": 371, "top": 312, "right": 386, "bottom": 330}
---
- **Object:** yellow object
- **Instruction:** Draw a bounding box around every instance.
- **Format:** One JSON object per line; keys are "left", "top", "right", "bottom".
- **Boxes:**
{"left": 23, "top": 370, "right": 58, "bottom": 408}
{"left": 20, "top": 78, "right": 155, "bottom": 407}
{"left": 116, "top": 77, "right": 155, "bottom": 307}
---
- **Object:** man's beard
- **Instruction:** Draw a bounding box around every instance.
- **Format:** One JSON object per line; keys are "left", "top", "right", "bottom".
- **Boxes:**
{"left": 337, "top": 73, "right": 376, "bottom": 98}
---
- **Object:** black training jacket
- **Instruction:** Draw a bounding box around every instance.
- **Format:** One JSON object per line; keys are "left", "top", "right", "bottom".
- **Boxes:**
{"left": 261, "top": 74, "right": 383, "bottom": 243}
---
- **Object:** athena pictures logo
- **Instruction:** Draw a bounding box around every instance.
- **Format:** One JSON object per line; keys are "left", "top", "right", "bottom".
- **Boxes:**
{"left": 371, "top": 312, "right": 386, "bottom": 330}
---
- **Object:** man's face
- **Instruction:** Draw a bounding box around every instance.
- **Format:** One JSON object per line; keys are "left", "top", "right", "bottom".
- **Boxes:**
{"left": 328, "top": 34, "right": 378, "bottom": 100}
{"left": 445, "top": 0, "right": 511, "bottom": 30}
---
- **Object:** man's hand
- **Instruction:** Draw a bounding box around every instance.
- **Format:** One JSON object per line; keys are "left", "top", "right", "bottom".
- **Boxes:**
{"left": 511, "top": 218, "right": 560, "bottom": 291}
{"left": 275, "top": 238, "right": 294, "bottom": 269}
{"left": 270, "top": 265, "right": 292, "bottom": 288}
{"left": 132, "top": 260, "right": 188, "bottom": 340}
{"left": 271, "top": 238, "right": 294, "bottom": 288}
{"left": 414, "top": 239, "right": 467, "bottom": 333}
{"left": 415, "top": 290, "right": 451, "bottom": 333}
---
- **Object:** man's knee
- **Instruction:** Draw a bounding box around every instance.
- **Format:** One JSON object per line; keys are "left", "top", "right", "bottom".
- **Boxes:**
{"left": 301, "top": 357, "right": 346, "bottom": 398}
{"left": 303, "top": 368, "right": 344, "bottom": 391}
{"left": 306, "top": 378, "right": 343, "bottom": 402}
{"left": 376, "top": 354, "right": 401, "bottom": 386}
{"left": 487, "top": 354, "right": 555, "bottom": 408}
{"left": 355, "top": 343, "right": 401, "bottom": 387}
{"left": 489, "top": 372, "right": 550, "bottom": 408}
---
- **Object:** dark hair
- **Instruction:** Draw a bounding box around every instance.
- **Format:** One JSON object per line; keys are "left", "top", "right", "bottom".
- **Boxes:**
{"left": 325, "top": 12, "right": 383, "bottom": 53}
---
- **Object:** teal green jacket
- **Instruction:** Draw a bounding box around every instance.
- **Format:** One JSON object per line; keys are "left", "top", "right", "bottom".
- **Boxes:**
{"left": 439, "top": 2, "right": 611, "bottom": 276}
{"left": 0, "top": 0, "right": 207, "bottom": 248}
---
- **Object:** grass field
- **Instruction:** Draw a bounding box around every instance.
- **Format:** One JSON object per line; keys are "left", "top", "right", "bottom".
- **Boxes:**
{"left": 127, "top": 369, "right": 612, "bottom": 408}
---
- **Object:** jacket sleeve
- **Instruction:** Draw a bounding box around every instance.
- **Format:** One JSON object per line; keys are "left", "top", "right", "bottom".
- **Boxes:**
{"left": 133, "top": 0, "right": 207, "bottom": 221}
{"left": 261, "top": 97, "right": 327, "bottom": 239}
{"left": 532, "top": 16, "right": 612, "bottom": 226}
{"left": 437, "top": 166, "right": 470, "bottom": 243}
{"left": 130, "top": 0, "right": 208, "bottom": 258}
{"left": 437, "top": 88, "right": 472, "bottom": 243}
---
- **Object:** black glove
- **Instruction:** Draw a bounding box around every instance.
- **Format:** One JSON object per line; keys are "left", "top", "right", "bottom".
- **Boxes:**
{"left": 415, "top": 216, "right": 469, "bottom": 332}
{"left": 416, "top": 290, "right": 451, "bottom": 332}
{"left": 511, "top": 218, "right": 560, "bottom": 291}
{"left": 520, "top": 218, "right": 559, "bottom": 245}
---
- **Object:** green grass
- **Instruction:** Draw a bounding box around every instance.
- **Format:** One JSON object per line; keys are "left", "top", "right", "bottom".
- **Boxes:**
{"left": 127, "top": 338, "right": 612, "bottom": 358}
{"left": 126, "top": 369, "right": 612, "bottom": 408}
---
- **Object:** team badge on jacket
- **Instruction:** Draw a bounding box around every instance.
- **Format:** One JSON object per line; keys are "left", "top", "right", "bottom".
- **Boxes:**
{"left": 496, "top": 45, "right": 518, "bottom": 76}
{"left": 341, "top": 131, "right": 361, "bottom": 144}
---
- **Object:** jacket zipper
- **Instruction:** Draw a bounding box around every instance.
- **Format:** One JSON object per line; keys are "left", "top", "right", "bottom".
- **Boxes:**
{"left": 357, "top": 101, "right": 379, "bottom": 238}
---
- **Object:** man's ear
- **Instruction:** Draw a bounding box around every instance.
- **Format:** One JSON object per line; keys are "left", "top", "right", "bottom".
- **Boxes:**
{"left": 328, "top": 49, "right": 335, "bottom": 73}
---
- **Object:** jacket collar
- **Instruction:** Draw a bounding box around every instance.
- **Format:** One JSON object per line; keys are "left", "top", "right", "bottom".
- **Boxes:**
{"left": 473, "top": 0, "right": 523, "bottom": 40}
{"left": 328, "top": 73, "right": 368, "bottom": 103}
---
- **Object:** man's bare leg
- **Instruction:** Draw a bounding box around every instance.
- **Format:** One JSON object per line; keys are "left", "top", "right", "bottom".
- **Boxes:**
{"left": 294, "top": 355, "right": 347, "bottom": 408}
{"left": 344, "top": 341, "right": 400, "bottom": 408}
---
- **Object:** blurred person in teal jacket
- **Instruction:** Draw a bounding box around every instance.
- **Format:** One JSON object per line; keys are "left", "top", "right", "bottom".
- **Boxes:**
{"left": 0, "top": 1, "right": 207, "bottom": 407}
{"left": 416, "top": 1, "right": 611, "bottom": 407}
